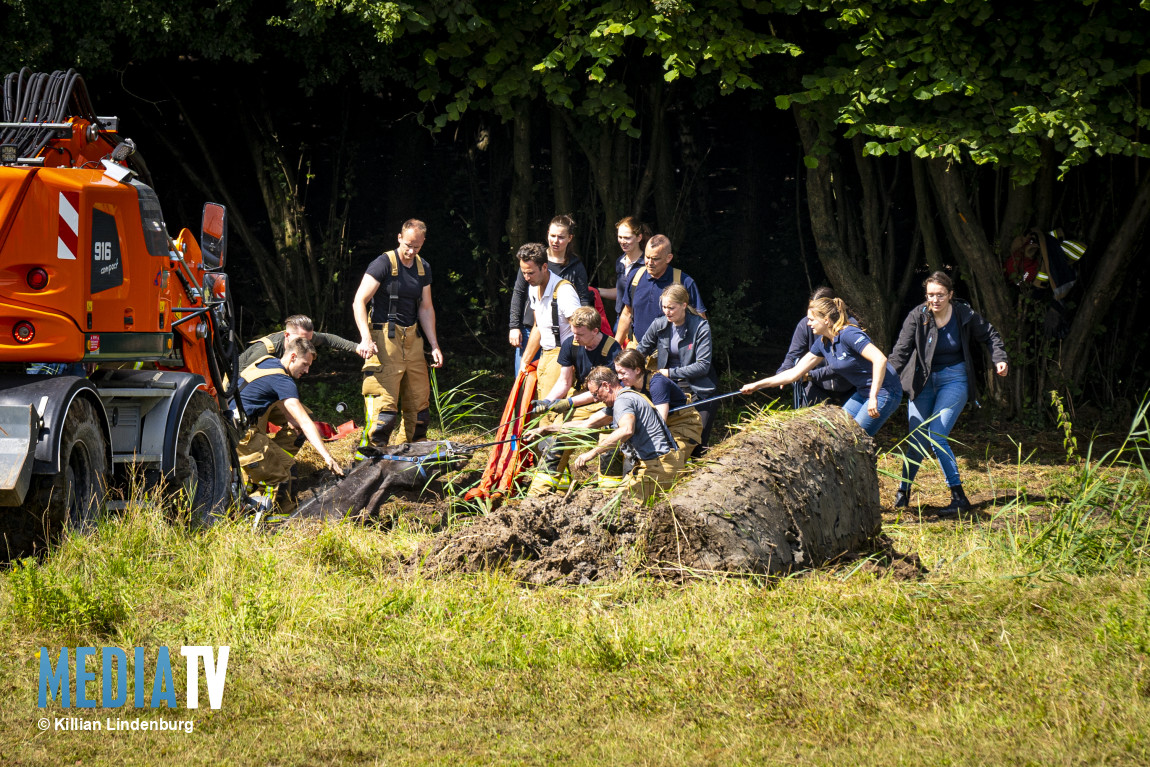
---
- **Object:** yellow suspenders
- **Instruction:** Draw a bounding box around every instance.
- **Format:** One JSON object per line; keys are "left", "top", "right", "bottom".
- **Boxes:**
{"left": 380, "top": 250, "right": 427, "bottom": 339}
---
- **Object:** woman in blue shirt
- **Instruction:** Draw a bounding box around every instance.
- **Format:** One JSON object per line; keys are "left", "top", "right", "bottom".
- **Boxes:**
{"left": 889, "top": 271, "right": 1008, "bottom": 515}
{"left": 741, "top": 296, "right": 902, "bottom": 436}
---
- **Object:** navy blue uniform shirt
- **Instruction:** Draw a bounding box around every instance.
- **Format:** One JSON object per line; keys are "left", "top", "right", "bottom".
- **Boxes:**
{"left": 239, "top": 358, "right": 300, "bottom": 419}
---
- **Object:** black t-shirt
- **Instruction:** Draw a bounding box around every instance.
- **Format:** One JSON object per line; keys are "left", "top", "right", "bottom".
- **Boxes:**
{"left": 557, "top": 333, "right": 621, "bottom": 385}
{"left": 239, "top": 358, "right": 300, "bottom": 419}
{"left": 644, "top": 371, "right": 688, "bottom": 409}
{"left": 366, "top": 252, "right": 433, "bottom": 328}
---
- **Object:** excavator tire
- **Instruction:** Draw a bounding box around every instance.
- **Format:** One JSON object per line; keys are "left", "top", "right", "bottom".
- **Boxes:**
{"left": 174, "top": 391, "right": 231, "bottom": 526}
{"left": 47, "top": 398, "right": 109, "bottom": 534}
{"left": 0, "top": 398, "right": 109, "bottom": 559}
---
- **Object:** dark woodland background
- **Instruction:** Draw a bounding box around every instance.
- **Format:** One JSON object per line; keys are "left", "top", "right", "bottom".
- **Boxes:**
{"left": 5, "top": 0, "right": 1149, "bottom": 422}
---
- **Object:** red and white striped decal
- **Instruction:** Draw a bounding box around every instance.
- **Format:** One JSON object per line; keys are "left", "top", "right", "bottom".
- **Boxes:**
{"left": 57, "top": 191, "right": 79, "bottom": 260}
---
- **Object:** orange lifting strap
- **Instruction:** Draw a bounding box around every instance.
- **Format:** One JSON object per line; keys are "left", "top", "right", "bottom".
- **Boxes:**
{"left": 464, "top": 364, "right": 538, "bottom": 504}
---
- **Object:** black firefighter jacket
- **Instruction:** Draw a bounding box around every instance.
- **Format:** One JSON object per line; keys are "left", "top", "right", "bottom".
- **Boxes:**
{"left": 889, "top": 300, "right": 1008, "bottom": 404}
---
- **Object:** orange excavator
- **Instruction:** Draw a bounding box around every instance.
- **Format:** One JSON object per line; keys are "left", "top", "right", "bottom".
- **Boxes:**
{"left": 0, "top": 69, "right": 241, "bottom": 550}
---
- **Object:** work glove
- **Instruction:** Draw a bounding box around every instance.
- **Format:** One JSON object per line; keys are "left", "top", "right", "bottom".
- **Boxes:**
{"left": 530, "top": 398, "right": 574, "bottom": 415}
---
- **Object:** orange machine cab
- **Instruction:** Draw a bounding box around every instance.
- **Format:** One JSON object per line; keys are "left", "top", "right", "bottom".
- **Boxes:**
{"left": 0, "top": 164, "right": 205, "bottom": 364}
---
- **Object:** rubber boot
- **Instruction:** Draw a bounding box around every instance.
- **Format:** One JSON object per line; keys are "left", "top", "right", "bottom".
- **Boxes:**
{"left": 356, "top": 411, "right": 399, "bottom": 460}
{"left": 370, "top": 411, "right": 399, "bottom": 447}
{"left": 411, "top": 409, "right": 431, "bottom": 442}
{"left": 937, "top": 484, "right": 971, "bottom": 517}
{"left": 894, "top": 484, "right": 910, "bottom": 509}
{"left": 597, "top": 446, "right": 627, "bottom": 488}
{"left": 527, "top": 435, "right": 567, "bottom": 496}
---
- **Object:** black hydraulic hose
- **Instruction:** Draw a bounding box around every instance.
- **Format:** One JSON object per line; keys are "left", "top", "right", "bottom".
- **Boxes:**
{"left": 200, "top": 315, "right": 246, "bottom": 505}
{"left": 202, "top": 319, "right": 227, "bottom": 409}
{"left": 1, "top": 68, "right": 102, "bottom": 158}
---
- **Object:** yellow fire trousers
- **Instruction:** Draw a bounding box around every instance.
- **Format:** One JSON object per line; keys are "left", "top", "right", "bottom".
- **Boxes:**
{"left": 362, "top": 324, "right": 430, "bottom": 444}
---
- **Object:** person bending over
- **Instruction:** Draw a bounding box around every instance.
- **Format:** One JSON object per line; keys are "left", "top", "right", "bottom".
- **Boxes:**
{"left": 741, "top": 296, "right": 902, "bottom": 437}
{"left": 238, "top": 313, "right": 363, "bottom": 371}
{"left": 531, "top": 366, "right": 679, "bottom": 501}
{"left": 236, "top": 336, "right": 344, "bottom": 512}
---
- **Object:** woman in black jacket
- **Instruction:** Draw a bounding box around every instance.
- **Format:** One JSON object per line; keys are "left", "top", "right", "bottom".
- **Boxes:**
{"left": 508, "top": 214, "right": 592, "bottom": 372}
{"left": 636, "top": 283, "right": 719, "bottom": 453}
{"left": 889, "top": 272, "right": 1008, "bottom": 515}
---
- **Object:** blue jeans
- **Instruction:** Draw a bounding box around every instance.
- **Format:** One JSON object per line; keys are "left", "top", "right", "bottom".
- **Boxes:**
{"left": 842, "top": 387, "right": 901, "bottom": 437}
{"left": 511, "top": 326, "right": 540, "bottom": 375}
{"left": 901, "top": 363, "right": 968, "bottom": 488}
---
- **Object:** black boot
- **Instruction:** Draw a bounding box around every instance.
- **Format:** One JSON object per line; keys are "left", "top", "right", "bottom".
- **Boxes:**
{"left": 369, "top": 411, "right": 399, "bottom": 447}
{"left": 937, "top": 485, "right": 971, "bottom": 517}
{"left": 894, "top": 487, "right": 909, "bottom": 509}
{"left": 411, "top": 409, "right": 432, "bottom": 442}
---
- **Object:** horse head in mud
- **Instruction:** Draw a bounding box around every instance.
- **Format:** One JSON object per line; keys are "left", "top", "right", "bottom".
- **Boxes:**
{"left": 292, "top": 441, "right": 473, "bottom": 521}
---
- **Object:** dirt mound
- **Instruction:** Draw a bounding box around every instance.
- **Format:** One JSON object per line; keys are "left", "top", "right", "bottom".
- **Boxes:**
{"left": 419, "top": 489, "right": 641, "bottom": 585}
{"left": 420, "top": 405, "right": 884, "bottom": 584}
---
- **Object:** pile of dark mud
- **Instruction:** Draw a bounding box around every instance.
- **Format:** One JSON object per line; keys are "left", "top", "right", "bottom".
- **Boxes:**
{"left": 420, "top": 405, "right": 886, "bottom": 584}
{"left": 417, "top": 489, "right": 643, "bottom": 585}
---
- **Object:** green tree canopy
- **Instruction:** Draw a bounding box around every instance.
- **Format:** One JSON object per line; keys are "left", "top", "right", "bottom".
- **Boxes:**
{"left": 783, "top": 0, "right": 1150, "bottom": 179}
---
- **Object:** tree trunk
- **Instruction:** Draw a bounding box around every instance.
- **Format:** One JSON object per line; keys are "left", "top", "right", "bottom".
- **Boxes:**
{"left": 925, "top": 159, "right": 1015, "bottom": 335}
{"left": 645, "top": 406, "right": 881, "bottom": 575}
{"left": 506, "top": 101, "right": 532, "bottom": 249}
{"left": 567, "top": 116, "right": 629, "bottom": 275}
{"left": 1034, "top": 141, "right": 1057, "bottom": 227}
{"left": 632, "top": 80, "right": 666, "bottom": 224}
{"left": 998, "top": 177, "right": 1033, "bottom": 257}
{"left": 653, "top": 116, "right": 678, "bottom": 242}
{"left": 1060, "top": 169, "right": 1150, "bottom": 385}
{"left": 925, "top": 158, "right": 1018, "bottom": 408}
{"left": 241, "top": 100, "right": 325, "bottom": 320}
{"left": 911, "top": 159, "right": 945, "bottom": 273}
{"left": 792, "top": 105, "right": 902, "bottom": 347}
{"left": 144, "top": 98, "right": 286, "bottom": 320}
{"left": 549, "top": 106, "right": 574, "bottom": 217}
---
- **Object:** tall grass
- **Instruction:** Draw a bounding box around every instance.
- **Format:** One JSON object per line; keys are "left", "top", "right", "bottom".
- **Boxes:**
{"left": 1020, "top": 396, "right": 1150, "bottom": 574}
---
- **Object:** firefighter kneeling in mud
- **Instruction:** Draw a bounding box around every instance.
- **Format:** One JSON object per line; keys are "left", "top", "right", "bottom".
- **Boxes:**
{"left": 528, "top": 366, "right": 679, "bottom": 501}
{"left": 236, "top": 336, "right": 345, "bottom": 511}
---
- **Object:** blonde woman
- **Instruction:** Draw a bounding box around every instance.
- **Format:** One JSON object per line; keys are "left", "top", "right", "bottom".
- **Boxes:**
{"left": 742, "top": 297, "right": 902, "bottom": 436}
{"left": 636, "top": 283, "right": 719, "bottom": 452}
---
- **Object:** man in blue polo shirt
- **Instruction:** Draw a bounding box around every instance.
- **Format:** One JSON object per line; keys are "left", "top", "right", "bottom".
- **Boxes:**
{"left": 237, "top": 336, "right": 344, "bottom": 511}
{"left": 615, "top": 234, "right": 706, "bottom": 346}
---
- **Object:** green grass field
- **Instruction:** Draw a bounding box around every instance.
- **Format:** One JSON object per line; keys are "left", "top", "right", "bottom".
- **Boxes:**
{"left": 2, "top": 397, "right": 1148, "bottom": 765}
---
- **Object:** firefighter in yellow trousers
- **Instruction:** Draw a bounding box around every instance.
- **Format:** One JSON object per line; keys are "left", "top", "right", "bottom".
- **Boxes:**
{"left": 352, "top": 219, "right": 444, "bottom": 453}
{"left": 236, "top": 336, "right": 344, "bottom": 511}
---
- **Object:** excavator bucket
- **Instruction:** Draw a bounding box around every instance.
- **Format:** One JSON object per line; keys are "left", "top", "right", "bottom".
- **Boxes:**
{"left": 0, "top": 405, "right": 38, "bottom": 506}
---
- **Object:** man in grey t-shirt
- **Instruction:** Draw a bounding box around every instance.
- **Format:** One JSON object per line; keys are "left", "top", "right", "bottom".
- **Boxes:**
{"left": 530, "top": 366, "right": 680, "bottom": 500}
